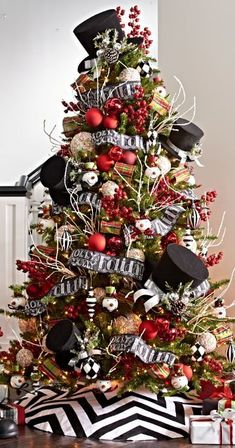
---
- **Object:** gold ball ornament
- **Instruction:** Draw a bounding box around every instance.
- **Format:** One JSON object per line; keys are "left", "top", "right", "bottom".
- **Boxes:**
{"left": 113, "top": 313, "right": 142, "bottom": 334}
{"left": 70, "top": 132, "right": 95, "bottom": 157}
{"left": 18, "top": 318, "right": 37, "bottom": 334}
{"left": 16, "top": 348, "right": 34, "bottom": 367}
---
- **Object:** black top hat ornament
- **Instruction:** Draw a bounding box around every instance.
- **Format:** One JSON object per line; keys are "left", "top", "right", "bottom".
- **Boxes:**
{"left": 73, "top": 9, "right": 143, "bottom": 73}
{"left": 0, "top": 419, "right": 18, "bottom": 439}
{"left": 40, "top": 155, "right": 73, "bottom": 206}
{"left": 160, "top": 118, "right": 204, "bottom": 163}
{"left": 151, "top": 243, "right": 208, "bottom": 293}
{"left": 45, "top": 319, "right": 81, "bottom": 352}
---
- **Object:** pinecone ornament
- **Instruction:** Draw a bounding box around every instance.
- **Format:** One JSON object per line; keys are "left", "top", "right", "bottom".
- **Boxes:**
{"left": 103, "top": 48, "right": 119, "bottom": 64}
{"left": 167, "top": 292, "right": 190, "bottom": 316}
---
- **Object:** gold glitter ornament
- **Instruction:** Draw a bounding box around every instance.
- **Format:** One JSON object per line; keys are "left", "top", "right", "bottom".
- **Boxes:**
{"left": 18, "top": 318, "right": 37, "bottom": 334}
{"left": 113, "top": 313, "right": 142, "bottom": 334}
{"left": 70, "top": 132, "right": 95, "bottom": 157}
{"left": 16, "top": 348, "right": 34, "bottom": 367}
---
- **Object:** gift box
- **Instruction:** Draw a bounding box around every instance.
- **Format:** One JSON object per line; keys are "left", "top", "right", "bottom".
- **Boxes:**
{"left": 218, "top": 398, "right": 235, "bottom": 412}
{"left": 190, "top": 415, "right": 235, "bottom": 444}
{"left": 0, "top": 403, "right": 25, "bottom": 425}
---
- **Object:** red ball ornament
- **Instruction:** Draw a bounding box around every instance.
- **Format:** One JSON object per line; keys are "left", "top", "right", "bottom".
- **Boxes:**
{"left": 88, "top": 233, "right": 106, "bottom": 252}
{"left": 107, "top": 236, "right": 123, "bottom": 252}
{"left": 97, "top": 154, "right": 114, "bottom": 172}
{"left": 108, "top": 146, "right": 123, "bottom": 161}
{"left": 104, "top": 98, "right": 124, "bottom": 115}
{"left": 85, "top": 108, "right": 103, "bottom": 127}
{"left": 139, "top": 320, "right": 158, "bottom": 340}
{"left": 102, "top": 115, "right": 118, "bottom": 129}
{"left": 176, "top": 363, "right": 193, "bottom": 380}
{"left": 26, "top": 283, "right": 45, "bottom": 299}
{"left": 121, "top": 151, "right": 137, "bottom": 165}
{"left": 155, "top": 318, "right": 170, "bottom": 332}
{"left": 161, "top": 232, "right": 179, "bottom": 250}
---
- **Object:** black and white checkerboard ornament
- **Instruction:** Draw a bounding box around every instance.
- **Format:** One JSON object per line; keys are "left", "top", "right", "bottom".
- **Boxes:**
{"left": 18, "top": 386, "right": 203, "bottom": 440}
{"left": 136, "top": 61, "right": 152, "bottom": 78}
{"left": 191, "top": 342, "right": 205, "bottom": 361}
{"left": 81, "top": 357, "right": 100, "bottom": 379}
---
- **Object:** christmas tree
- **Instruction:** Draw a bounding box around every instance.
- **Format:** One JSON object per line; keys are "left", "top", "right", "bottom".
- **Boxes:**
{"left": 1, "top": 5, "right": 235, "bottom": 406}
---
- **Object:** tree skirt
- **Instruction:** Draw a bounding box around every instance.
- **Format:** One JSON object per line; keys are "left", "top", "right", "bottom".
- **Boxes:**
{"left": 18, "top": 386, "right": 202, "bottom": 441}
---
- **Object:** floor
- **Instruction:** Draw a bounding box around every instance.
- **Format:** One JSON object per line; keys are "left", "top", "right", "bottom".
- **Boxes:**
{"left": 0, "top": 427, "right": 229, "bottom": 447}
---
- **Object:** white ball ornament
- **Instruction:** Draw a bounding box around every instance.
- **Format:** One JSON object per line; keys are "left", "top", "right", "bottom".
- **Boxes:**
{"left": 82, "top": 171, "right": 99, "bottom": 187}
{"left": 144, "top": 166, "right": 161, "bottom": 181}
{"left": 10, "top": 374, "right": 26, "bottom": 389}
{"left": 70, "top": 132, "right": 94, "bottom": 156}
{"left": 135, "top": 219, "right": 151, "bottom": 232}
{"left": 156, "top": 86, "right": 167, "bottom": 98}
{"left": 197, "top": 332, "right": 217, "bottom": 353}
{"left": 8, "top": 297, "right": 26, "bottom": 309}
{"left": 16, "top": 348, "right": 34, "bottom": 367}
{"left": 38, "top": 218, "right": 55, "bottom": 230}
{"left": 102, "top": 297, "right": 119, "bottom": 312}
{"left": 96, "top": 380, "right": 112, "bottom": 392}
{"left": 101, "top": 181, "right": 119, "bottom": 197}
{"left": 212, "top": 306, "right": 227, "bottom": 318}
{"left": 118, "top": 67, "right": 141, "bottom": 82}
{"left": 171, "top": 375, "right": 188, "bottom": 389}
{"left": 156, "top": 156, "right": 171, "bottom": 175}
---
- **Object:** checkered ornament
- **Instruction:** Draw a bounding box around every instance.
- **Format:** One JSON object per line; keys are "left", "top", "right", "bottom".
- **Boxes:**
{"left": 136, "top": 61, "right": 152, "bottom": 78}
{"left": 191, "top": 343, "right": 205, "bottom": 361}
{"left": 81, "top": 357, "right": 100, "bottom": 379}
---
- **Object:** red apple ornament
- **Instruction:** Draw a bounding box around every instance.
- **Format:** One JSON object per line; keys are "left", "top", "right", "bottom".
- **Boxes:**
{"left": 97, "top": 154, "right": 114, "bottom": 172}
{"left": 139, "top": 320, "right": 158, "bottom": 340}
{"left": 122, "top": 151, "right": 137, "bottom": 165}
{"left": 85, "top": 108, "right": 103, "bottom": 127}
{"left": 88, "top": 233, "right": 106, "bottom": 252}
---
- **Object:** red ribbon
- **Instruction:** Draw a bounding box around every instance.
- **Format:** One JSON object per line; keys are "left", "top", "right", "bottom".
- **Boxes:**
{"left": 220, "top": 419, "right": 233, "bottom": 445}
{"left": 210, "top": 386, "right": 235, "bottom": 402}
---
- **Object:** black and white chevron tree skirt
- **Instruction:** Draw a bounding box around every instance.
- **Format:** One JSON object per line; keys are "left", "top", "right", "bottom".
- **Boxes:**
{"left": 18, "top": 386, "right": 202, "bottom": 440}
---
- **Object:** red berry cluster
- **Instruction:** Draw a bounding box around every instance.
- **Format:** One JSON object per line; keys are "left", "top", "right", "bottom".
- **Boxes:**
{"left": 57, "top": 144, "right": 71, "bottom": 157}
{"left": 116, "top": 6, "right": 125, "bottom": 29}
{"left": 102, "top": 187, "right": 134, "bottom": 222}
{"left": 16, "top": 260, "right": 49, "bottom": 281}
{"left": 203, "top": 356, "right": 223, "bottom": 373}
{"left": 61, "top": 100, "right": 79, "bottom": 114}
{"left": 201, "top": 190, "right": 217, "bottom": 203}
{"left": 0, "top": 327, "right": 3, "bottom": 337}
{"left": 140, "top": 27, "right": 153, "bottom": 53}
{"left": 206, "top": 252, "right": 223, "bottom": 267}
{"left": 124, "top": 88, "right": 149, "bottom": 133}
{"left": 154, "top": 178, "right": 182, "bottom": 204}
{"left": 65, "top": 304, "right": 82, "bottom": 320}
{"left": 127, "top": 6, "right": 141, "bottom": 38}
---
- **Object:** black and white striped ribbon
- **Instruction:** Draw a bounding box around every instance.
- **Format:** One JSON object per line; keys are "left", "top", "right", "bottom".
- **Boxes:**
{"left": 91, "top": 129, "right": 145, "bottom": 150}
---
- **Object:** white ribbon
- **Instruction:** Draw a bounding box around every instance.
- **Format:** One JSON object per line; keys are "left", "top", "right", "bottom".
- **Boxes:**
{"left": 166, "top": 138, "right": 204, "bottom": 167}
{"left": 133, "top": 277, "right": 165, "bottom": 313}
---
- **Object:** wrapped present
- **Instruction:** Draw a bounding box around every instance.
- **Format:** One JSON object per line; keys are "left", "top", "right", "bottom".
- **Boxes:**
{"left": 62, "top": 116, "right": 82, "bottom": 138}
{"left": 38, "top": 358, "right": 63, "bottom": 380}
{"left": 113, "top": 162, "right": 135, "bottom": 180}
{"left": 71, "top": 73, "right": 92, "bottom": 93}
{"left": 171, "top": 166, "right": 190, "bottom": 184}
{"left": 190, "top": 414, "right": 235, "bottom": 444}
{"left": 0, "top": 403, "right": 25, "bottom": 425}
{"left": 100, "top": 220, "right": 122, "bottom": 235}
{"left": 218, "top": 386, "right": 235, "bottom": 412}
{"left": 213, "top": 326, "right": 233, "bottom": 343}
{"left": 150, "top": 90, "right": 171, "bottom": 116}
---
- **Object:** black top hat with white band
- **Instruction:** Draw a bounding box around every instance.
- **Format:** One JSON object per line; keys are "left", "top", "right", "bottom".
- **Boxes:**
{"left": 151, "top": 243, "right": 208, "bottom": 293}
{"left": 45, "top": 319, "right": 81, "bottom": 352}
{"left": 160, "top": 118, "right": 204, "bottom": 162}
{"left": 73, "top": 9, "right": 143, "bottom": 73}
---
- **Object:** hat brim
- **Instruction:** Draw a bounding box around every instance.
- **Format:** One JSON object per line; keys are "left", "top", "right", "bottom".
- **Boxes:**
{"left": 49, "top": 188, "right": 71, "bottom": 206}
{"left": 161, "top": 138, "right": 191, "bottom": 162}
{"left": 77, "top": 36, "right": 144, "bottom": 73}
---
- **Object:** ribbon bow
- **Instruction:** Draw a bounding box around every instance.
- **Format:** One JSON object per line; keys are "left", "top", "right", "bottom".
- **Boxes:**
{"left": 133, "top": 277, "right": 165, "bottom": 313}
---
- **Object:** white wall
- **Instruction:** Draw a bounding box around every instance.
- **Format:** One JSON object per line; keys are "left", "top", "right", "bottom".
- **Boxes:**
{"left": 0, "top": 0, "right": 157, "bottom": 185}
{"left": 158, "top": 0, "right": 235, "bottom": 307}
